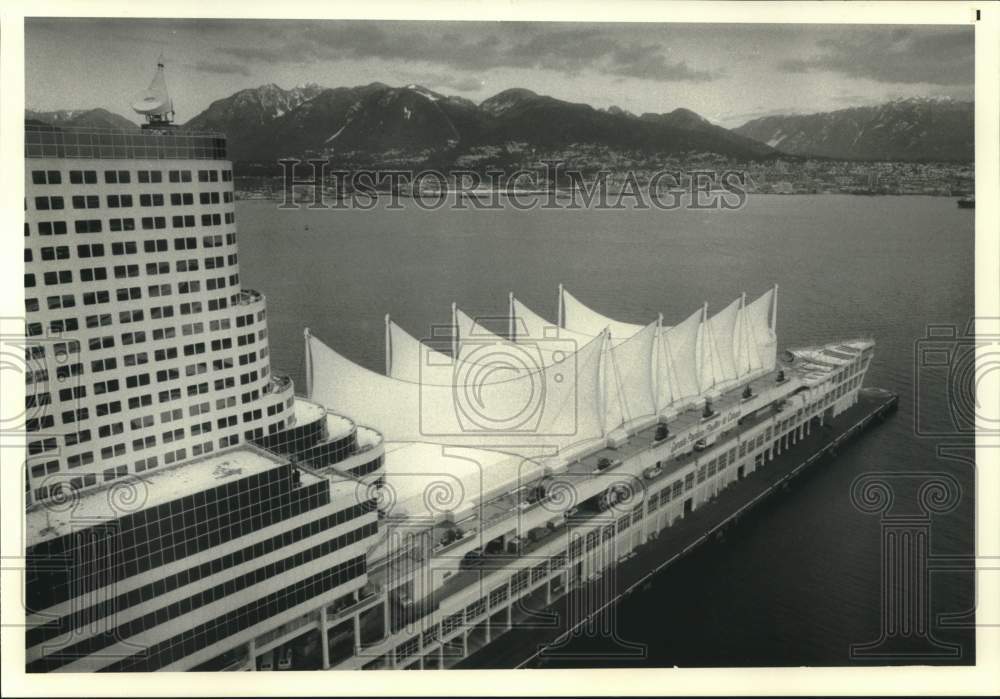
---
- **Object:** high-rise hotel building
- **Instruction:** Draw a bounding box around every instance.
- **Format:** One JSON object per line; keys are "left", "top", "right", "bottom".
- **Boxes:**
{"left": 23, "top": 63, "right": 386, "bottom": 672}
{"left": 23, "top": 123, "right": 291, "bottom": 501}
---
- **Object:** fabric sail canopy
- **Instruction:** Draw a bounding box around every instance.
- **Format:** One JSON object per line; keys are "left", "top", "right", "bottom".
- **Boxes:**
{"left": 385, "top": 318, "right": 453, "bottom": 385}
{"left": 455, "top": 307, "right": 506, "bottom": 345}
{"left": 510, "top": 296, "right": 622, "bottom": 433}
{"left": 509, "top": 296, "right": 594, "bottom": 346}
{"left": 454, "top": 306, "right": 561, "bottom": 395}
{"left": 607, "top": 320, "right": 659, "bottom": 430}
{"left": 658, "top": 306, "right": 702, "bottom": 409}
{"left": 706, "top": 297, "right": 742, "bottom": 392}
{"left": 557, "top": 287, "right": 778, "bottom": 410}
{"left": 744, "top": 287, "right": 777, "bottom": 373}
{"left": 367, "top": 285, "right": 777, "bottom": 456}
{"left": 560, "top": 287, "right": 648, "bottom": 344}
{"left": 455, "top": 307, "right": 525, "bottom": 365}
{"left": 511, "top": 296, "right": 660, "bottom": 434}
{"left": 387, "top": 314, "right": 547, "bottom": 388}
{"left": 307, "top": 328, "right": 608, "bottom": 456}
{"left": 734, "top": 296, "right": 758, "bottom": 377}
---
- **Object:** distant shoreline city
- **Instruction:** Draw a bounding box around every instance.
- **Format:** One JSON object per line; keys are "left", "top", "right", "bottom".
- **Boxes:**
{"left": 26, "top": 82, "right": 974, "bottom": 204}
{"left": 233, "top": 156, "right": 974, "bottom": 202}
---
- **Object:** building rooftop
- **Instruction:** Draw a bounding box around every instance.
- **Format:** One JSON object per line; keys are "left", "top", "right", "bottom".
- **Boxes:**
{"left": 369, "top": 339, "right": 877, "bottom": 610}
{"left": 356, "top": 425, "right": 383, "bottom": 449}
{"left": 789, "top": 339, "right": 870, "bottom": 383}
{"left": 292, "top": 396, "right": 327, "bottom": 427}
{"left": 367, "top": 338, "right": 872, "bottom": 574}
{"left": 325, "top": 412, "right": 355, "bottom": 442}
{"left": 24, "top": 122, "right": 226, "bottom": 161}
{"left": 380, "top": 442, "right": 545, "bottom": 524}
{"left": 25, "top": 444, "right": 303, "bottom": 547}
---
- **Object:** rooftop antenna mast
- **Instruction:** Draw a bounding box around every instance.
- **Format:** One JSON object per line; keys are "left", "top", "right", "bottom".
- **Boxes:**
{"left": 131, "top": 54, "right": 175, "bottom": 129}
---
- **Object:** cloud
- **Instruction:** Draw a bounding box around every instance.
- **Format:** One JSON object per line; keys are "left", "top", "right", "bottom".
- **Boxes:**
{"left": 395, "top": 70, "right": 485, "bottom": 93}
{"left": 778, "top": 26, "right": 973, "bottom": 86}
{"left": 607, "top": 45, "right": 716, "bottom": 82}
{"left": 427, "top": 75, "right": 485, "bottom": 93}
{"left": 213, "top": 22, "right": 720, "bottom": 84}
{"left": 190, "top": 60, "right": 251, "bottom": 76}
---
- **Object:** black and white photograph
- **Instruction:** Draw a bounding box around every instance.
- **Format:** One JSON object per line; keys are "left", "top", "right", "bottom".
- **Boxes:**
{"left": 2, "top": 1, "right": 998, "bottom": 695}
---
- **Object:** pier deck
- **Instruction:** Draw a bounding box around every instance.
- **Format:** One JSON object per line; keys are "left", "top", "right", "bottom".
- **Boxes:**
{"left": 455, "top": 387, "right": 898, "bottom": 669}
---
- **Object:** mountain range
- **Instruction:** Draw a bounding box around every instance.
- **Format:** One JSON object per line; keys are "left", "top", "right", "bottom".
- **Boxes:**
{"left": 180, "top": 82, "right": 778, "bottom": 162}
{"left": 733, "top": 98, "right": 973, "bottom": 162}
{"left": 26, "top": 86, "right": 973, "bottom": 163}
{"left": 26, "top": 108, "right": 139, "bottom": 131}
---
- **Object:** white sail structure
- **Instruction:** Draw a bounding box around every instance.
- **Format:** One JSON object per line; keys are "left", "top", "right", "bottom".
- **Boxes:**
{"left": 307, "top": 328, "right": 609, "bottom": 457}
{"left": 510, "top": 296, "right": 619, "bottom": 433}
{"left": 658, "top": 306, "right": 702, "bottom": 409}
{"left": 355, "top": 285, "right": 778, "bottom": 464}
{"left": 508, "top": 295, "right": 601, "bottom": 368}
{"left": 559, "top": 287, "right": 660, "bottom": 430}
{"left": 455, "top": 307, "right": 505, "bottom": 346}
{"left": 607, "top": 320, "right": 659, "bottom": 431}
{"left": 557, "top": 287, "right": 760, "bottom": 414}
{"left": 560, "top": 286, "right": 646, "bottom": 344}
{"left": 384, "top": 317, "right": 454, "bottom": 385}
{"left": 453, "top": 307, "right": 548, "bottom": 392}
{"left": 697, "top": 305, "right": 716, "bottom": 394}
{"left": 386, "top": 313, "right": 533, "bottom": 388}
{"left": 511, "top": 295, "right": 662, "bottom": 436}
{"left": 707, "top": 297, "right": 742, "bottom": 391}
{"left": 743, "top": 285, "right": 778, "bottom": 373}
{"left": 510, "top": 296, "right": 576, "bottom": 343}
{"left": 386, "top": 305, "right": 583, "bottom": 387}
{"left": 734, "top": 294, "right": 757, "bottom": 377}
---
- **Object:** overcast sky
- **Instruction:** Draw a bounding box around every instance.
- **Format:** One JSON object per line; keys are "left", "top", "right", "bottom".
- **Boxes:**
{"left": 25, "top": 19, "right": 974, "bottom": 127}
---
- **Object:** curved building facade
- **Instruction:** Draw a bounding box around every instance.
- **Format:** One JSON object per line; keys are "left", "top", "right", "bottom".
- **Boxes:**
{"left": 24, "top": 120, "right": 386, "bottom": 673}
{"left": 24, "top": 124, "right": 296, "bottom": 504}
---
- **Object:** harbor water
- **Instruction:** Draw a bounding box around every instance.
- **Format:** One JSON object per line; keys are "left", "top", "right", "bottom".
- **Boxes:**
{"left": 237, "top": 193, "right": 975, "bottom": 667}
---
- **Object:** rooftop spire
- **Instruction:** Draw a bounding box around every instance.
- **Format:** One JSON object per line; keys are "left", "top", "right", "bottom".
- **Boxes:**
{"left": 131, "top": 54, "right": 175, "bottom": 127}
